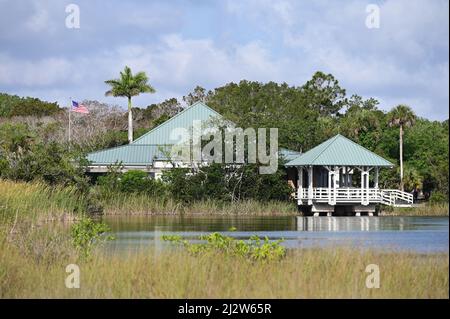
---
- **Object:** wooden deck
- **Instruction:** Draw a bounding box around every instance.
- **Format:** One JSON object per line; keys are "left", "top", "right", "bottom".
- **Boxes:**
{"left": 296, "top": 187, "right": 413, "bottom": 207}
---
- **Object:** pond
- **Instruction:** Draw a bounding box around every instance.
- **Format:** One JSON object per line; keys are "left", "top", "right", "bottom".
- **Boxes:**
{"left": 102, "top": 215, "right": 449, "bottom": 254}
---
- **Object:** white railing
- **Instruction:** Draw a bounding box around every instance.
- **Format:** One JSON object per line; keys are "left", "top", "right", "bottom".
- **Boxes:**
{"left": 380, "top": 189, "right": 414, "bottom": 206}
{"left": 297, "top": 187, "right": 413, "bottom": 207}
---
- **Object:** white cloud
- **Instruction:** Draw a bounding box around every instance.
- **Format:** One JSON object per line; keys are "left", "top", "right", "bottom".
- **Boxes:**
{"left": 0, "top": 0, "right": 447, "bottom": 120}
{"left": 224, "top": 0, "right": 449, "bottom": 119}
{"left": 0, "top": 54, "right": 75, "bottom": 86}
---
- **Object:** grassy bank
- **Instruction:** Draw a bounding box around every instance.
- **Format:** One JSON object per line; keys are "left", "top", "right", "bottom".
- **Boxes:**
{"left": 1, "top": 180, "right": 447, "bottom": 221}
{"left": 0, "top": 197, "right": 448, "bottom": 299}
{"left": 381, "top": 203, "right": 449, "bottom": 216}
{"left": 101, "top": 193, "right": 297, "bottom": 216}
{"left": 0, "top": 179, "right": 85, "bottom": 223}
{"left": 0, "top": 180, "right": 298, "bottom": 222}
{"left": 0, "top": 230, "right": 448, "bottom": 298}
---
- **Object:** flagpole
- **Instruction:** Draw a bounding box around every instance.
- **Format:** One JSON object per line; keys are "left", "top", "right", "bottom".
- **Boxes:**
{"left": 68, "top": 97, "right": 72, "bottom": 146}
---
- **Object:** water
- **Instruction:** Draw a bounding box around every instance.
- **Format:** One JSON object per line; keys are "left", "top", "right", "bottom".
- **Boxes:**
{"left": 102, "top": 215, "right": 449, "bottom": 254}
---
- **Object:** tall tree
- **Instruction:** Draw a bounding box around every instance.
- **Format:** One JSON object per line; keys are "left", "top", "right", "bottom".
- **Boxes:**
{"left": 105, "top": 66, "right": 155, "bottom": 142}
{"left": 183, "top": 86, "right": 208, "bottom": 106}
{"left": 301, "top": 71, "right": 347, "bottom": 116}
{"left": 387, "top": 104, "right": 416, "bottom": 191}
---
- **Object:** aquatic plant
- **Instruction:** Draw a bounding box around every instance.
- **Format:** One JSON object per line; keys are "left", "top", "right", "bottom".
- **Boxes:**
{"left": 70, "top": 217, "right": 114, "bottom": 258}
{"left": 162, "top": 232, "right": 286, "bottom": 261}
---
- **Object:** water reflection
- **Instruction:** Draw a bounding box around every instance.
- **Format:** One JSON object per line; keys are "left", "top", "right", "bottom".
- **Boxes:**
{"left": 102, "top": 215, "right": 449, "bottom": 254}
{"left": 296, "top": 216, "right": 412, "bottom": 232}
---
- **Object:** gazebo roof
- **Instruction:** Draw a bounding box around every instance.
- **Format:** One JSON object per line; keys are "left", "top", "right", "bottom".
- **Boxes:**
{"left": 285, "top": 134, "right": 394, "bottom": 167}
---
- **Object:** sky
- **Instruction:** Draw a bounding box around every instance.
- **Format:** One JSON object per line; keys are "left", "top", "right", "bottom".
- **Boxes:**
{"left": 0, "top": 0, "right": 448, "bottom": 120}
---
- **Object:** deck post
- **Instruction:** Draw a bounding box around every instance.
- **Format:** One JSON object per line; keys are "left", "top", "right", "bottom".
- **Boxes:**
{"left": 328, "top": 168, "right": 333, "bottom": 205}
{"left": 347, "top": 168, "right": 352, "bottom": 186}
{"left": 361, "top": 166, "right": 369, "bottom": 205}
{"left": 326, "top": 166, "right": 337, "bottom": 205}
{"left": 374, "top": 166, "right": 379, "bottom": 189}
{"left": 297, "top": 167, "right": 303, "bottom": 205}
{"left": 334, "top": 166, "right": 338, "bottom": 203}
{"left": 308, "top": 165, "right": 313, "bottom": 205}
{"left": 334, "top": 166, "right": 340, "bottom": 188}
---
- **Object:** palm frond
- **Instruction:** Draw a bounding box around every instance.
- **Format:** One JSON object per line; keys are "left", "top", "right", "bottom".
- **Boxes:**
{"left": 104, "top": 66, "right": 156, "bottom": 99}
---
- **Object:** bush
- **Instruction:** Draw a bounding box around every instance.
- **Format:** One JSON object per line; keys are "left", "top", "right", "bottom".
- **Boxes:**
{"left": 97, "top": 168, "right": 166, "bottom": 197}
{"left": 0, "top": 123, "right": 90, "bottom": 191}
{"left": 429, "top": 191, "right": 448, "bottom": 204}
{"left": 161, "top": 163, "right": 292, "bottom": 203}
{"left": 162, "top": 232, "right": 286, "bottom": 261}
{"left": 0, "top": 93, "right": 61, "bottom": 117}
{"left": 70, "top": 217, "right": 113, "bottom": 258}
{"left": 119, "top": 170, "right": 154, "bottom": 193}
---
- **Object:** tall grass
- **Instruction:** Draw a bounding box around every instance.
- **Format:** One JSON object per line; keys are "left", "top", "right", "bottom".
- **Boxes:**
{"left": 0, "top": 179, "right": 85, "bottom": 223}
{"left": 382, "top": 203, "right": 449, "bottom": 216}
{"left": 0, "top": 180, "right": 297, "bottom": 223}
{"left": 100, "top": 192, "right": 298, "bottom": 216}
{"left": 1, "top": 235, "right": 447, "bottom": 298}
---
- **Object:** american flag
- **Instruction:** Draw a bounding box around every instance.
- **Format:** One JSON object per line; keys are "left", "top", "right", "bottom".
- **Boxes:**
{"left": 71, "top": 101, "right": 89, "bottom": 114}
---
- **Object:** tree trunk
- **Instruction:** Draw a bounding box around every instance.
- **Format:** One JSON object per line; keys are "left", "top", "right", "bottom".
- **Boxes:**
{"left": 128, "top": 97, "right": 133, "bottom": 143}
{"left": 399, "top": 124, "right": 404, "bottom": 191}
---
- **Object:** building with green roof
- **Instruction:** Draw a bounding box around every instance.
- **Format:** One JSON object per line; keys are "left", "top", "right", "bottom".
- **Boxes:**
{"left": 87, "top": 102, "right": 412, "bottom": 214}
{"left": 284, "top": 134, "right": 413, "bottom": 215}
{"left": 87, "top": 101, "right": 298, "bottom": 178}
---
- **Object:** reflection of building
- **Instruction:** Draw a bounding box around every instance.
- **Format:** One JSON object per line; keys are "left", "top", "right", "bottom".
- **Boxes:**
{"left": 296, "top": 216, "right": 381, "bottom": 231}
{"left": 285, "top": 135, "right": 413, "bottom": 216}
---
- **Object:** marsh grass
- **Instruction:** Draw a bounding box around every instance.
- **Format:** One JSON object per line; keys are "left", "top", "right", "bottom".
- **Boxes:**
{"left": 1, "top": 233, "right": 447, "bottom": 298}
{"left": 101, "top": 194, "right": 298, "bottom": 216}
{"left": 3, "top": 180, "right": 447, "bottom": 219}
{"left": 0, "top": 179, "right": 85, "bottom": 223}
{"left": 382, "top": 203, "right": 449, "bottom": 216}
{"left": 1, "top": 180, "right": 447, "bottom": 299}
{"left": 0, "top": 217, "right": 448, "bottom": 299}
{"left": 0, "top": 180, "right": 297, "bottom": 222}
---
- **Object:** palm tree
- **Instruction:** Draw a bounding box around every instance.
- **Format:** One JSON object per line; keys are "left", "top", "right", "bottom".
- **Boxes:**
{"left": 105, "top": 66, "right": 155, "bottom": 142}
{"left": 387, "top": 104, "right": 416, "bottom": 191}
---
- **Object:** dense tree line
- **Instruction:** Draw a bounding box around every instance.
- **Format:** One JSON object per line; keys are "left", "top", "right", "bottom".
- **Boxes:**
{"left": 0, "top": 71, "right": 448, "bottom": 202}
{"left": 0, "top": 93, "right": 61, "bottom": 117}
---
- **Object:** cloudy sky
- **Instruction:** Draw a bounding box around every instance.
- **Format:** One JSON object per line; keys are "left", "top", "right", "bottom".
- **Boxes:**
{"left": 0, "top": 0, "right": 448, "bottom": 120}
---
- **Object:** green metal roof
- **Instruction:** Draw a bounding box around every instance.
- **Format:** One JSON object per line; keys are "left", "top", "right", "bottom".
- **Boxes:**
{"left": 279, "top": 148, "right": 302, "bottom": 162}
{"left": 87, "top": 101, "right": 301, "bottom": 167}
{"left": 87, "top": 144, "right": 170, "bottom": 166}
{"left": 285, "top": 134, "right": 394, "bottom": 167}
{"left": 132, "top": 101, "right": 223, "bottom": 145}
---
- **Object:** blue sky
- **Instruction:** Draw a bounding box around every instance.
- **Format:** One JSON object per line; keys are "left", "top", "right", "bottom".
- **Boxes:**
{"left": 0, "top": 0, "right": 448, "bottom": 120}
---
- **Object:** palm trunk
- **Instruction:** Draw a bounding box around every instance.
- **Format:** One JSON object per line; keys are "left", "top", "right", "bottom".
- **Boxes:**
{"left": 128, "top": 97, "right": 133, "bottom": 143}
{"left": 399, "top": 124, "right": 404, "bottom": 191}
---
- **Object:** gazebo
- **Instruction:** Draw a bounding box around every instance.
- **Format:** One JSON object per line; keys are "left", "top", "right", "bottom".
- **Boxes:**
{"left": 285, "top": 134, "right": 413, "bottom": 216}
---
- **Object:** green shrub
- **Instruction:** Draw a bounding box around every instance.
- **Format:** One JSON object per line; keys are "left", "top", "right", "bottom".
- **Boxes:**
{"left": 162, "top": 232, "right": 286, "bottom": 261}
{"left": 119, "top": 170, "right": 154, "bottom": 193}
{"left": 430, "top": 191, "right": 448, "bottom": 204}
{"left": 161, "top": 163, "right": 292, "bottom": 203}
{"left": 98, "top": 168, "right": 166, "bottom": 197}
{"left": 70, "top": 217, "right": 114, "bottom": 258}
{"left": 0, "top": 93, "right": 61, "bottom": 118}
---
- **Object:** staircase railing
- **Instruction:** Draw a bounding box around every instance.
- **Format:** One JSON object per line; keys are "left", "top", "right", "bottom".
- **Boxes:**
{"left": 380, "top": 189, "right": 413, "bottom": 206}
